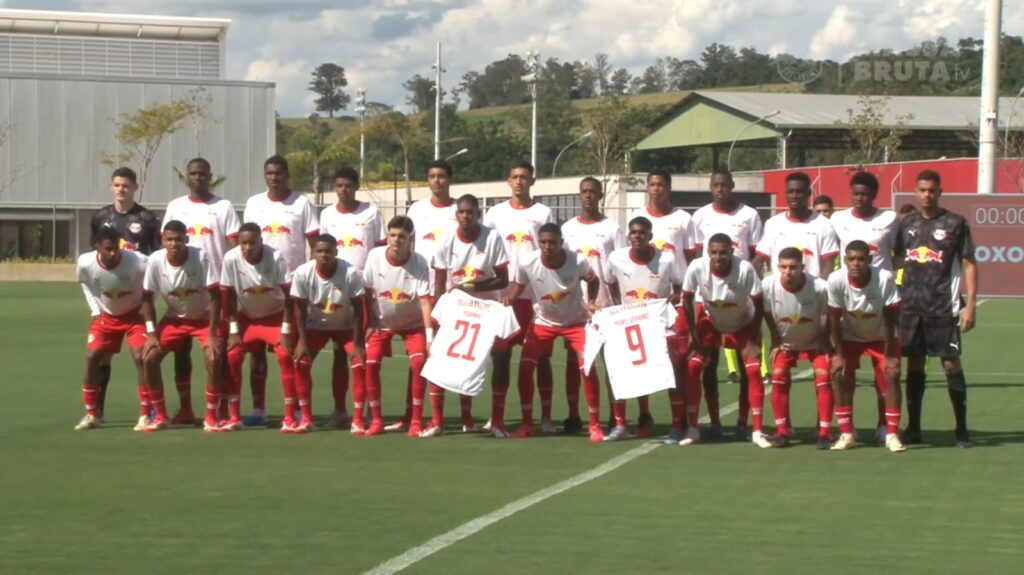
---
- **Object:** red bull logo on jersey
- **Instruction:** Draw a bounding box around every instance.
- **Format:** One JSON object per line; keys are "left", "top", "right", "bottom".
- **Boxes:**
{"left": 262, "top": 223, "right": 292, "bottom": 237}
{"left": 242, "top": 286, "right": 275, "bottom": 296}
{"left": 651, "top": 239, "right": 675, "bottom": 252}
{"left": 777, "top": 314, "right": 814, "bottom": 326}
{"left": 337, "top": 236, "right": 366, "bottom": 251}
{"left": 846, "top": 310, "right": 878, "bottom": 320}
{"left": 317, "top": 300, "right": 338, "bottom": 315}
{"left": 792, "top": 244, "right": 814, "bottom": 258}
{"left": 422, "top": 229, "right": 444, "bottom": 242}
{"left": 540, "top": 290, "right": 570, "bottom": 304}
{"left": 906, "top": 247, "right": 943, "bottom": 264}
{"left": 102, "top": 289, "right": 133, "bottom": 300}
{"left": 708, "top": 299, "right": 738, "bottom": 309}
{"left": 117, "top": 238, "right": 137, "bottom": 251}
{"left": 379, "top": 289, "right": 414, "bottom": 303}
{"left": 169, "top": 288, "right": 200, "bottom": 298}
{"left": 575, "top": 246, "right": 602, "bottom": 259}
{"left": 187, "top": 224, "right": 213, "bottom": 236}
{"left": 867, "top": 243, "right": 880, "bottom": 254}
{"left": 451, "top": 265, "right": 482, "bottom": 281}
{"left": 505, "top": 231, "right": 534, "bottom": 246}
{"left": 623, "top": 287, "right": 658, "bottom": 301}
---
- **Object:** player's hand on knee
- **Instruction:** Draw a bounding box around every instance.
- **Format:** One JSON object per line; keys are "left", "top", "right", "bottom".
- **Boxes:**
{"left": 883, "top": 355, "right": 900, "bottom": 377}
{"left": 227, "top": 333, "right": 242, "bottom": 351}
{"left": 352, "top": 342, "right": 366, "bottom": 362}
{"left": 278, "top": 334, "right": 295, "bottom": 356}
{"left": 293, "top": 340, "right": 310, "bottom": 362}
{"left": 830, "top": 355, "right": 846, "bottom": 379}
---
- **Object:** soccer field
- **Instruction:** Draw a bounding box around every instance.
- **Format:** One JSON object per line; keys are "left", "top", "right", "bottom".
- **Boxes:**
{"left": 1, "top": 283, "right": 1023, "bottom": 575}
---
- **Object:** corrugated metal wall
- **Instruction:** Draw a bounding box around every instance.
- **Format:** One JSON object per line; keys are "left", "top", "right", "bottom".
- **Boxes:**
{"left": 0, "top": 73, "right": 275, "bottom": 206}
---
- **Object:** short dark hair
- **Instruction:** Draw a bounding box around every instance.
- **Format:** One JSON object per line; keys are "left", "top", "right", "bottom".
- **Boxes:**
{"left": 238, "top": 222, "right": 262, "bottom": 236}
{"left": 628, "top": 216, "right": 653, "bottom": 233}
{"left": 850, "top": 171, "right": 879, "bottom": 194}
{"left": 845, "top": 240, "right": 870, "bottom": 256}
{"left": 708, "top": 233, "right": 733, "bottom": 248}
{"left": 710, "top": 168, "right": 733, "bottom": 181}
{"left": 387, "top": 215, "right": 414, "bottom": 234}
{"left": 777, "top": 247, "right": 804, "bottom": 263}
{"left": 93, "top": 226, "right": 122, "bottom": 246}
{"left": 538, "top": 222, "right": 562, "bottom": 238}
{"left": 785, "top": 172, "right": 812, "bottom": 187}
{"left": 111, "top": 167, "right": 137, "bottom": 184}
{"left": 312, "top": 233, "right": 337, "bottom": 247}
{"left": 509, "top": 161, "right": 535, "bottom": 176}
{"left": 264, "top": 155, "right": 289, "bottom": 173}
{"left": 427, "top": 159, "right": 453, "bottom": 177}
{"left": 813, "top": 195, "right": 834, "bottom": 208}
{"left": 456, "top": 193, "right": 480, "bottom": 210}
{"left": 186, "top": 157, "right": 211, "bottom": 171}
{"left": 898, "top": 203, "right": 919, "bottom": 215}
{"left": 579, "top": 176, "right": 602, "bottom": 192}
{"left": 916, "top": 169, "right": 941, "bottom": 186}
{"left": 163, "top": 220, "right": 187, "bottom": 235}
{"left": 647, "top": 169, "right": 672, "bottom": 188}
{"left": 333, "top": 167, "right": 360, "bottom": 186}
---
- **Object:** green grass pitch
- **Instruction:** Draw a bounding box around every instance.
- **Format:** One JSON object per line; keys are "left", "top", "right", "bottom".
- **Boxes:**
{"left": 1, "top": 283, "right": 1023, "bottom": 575}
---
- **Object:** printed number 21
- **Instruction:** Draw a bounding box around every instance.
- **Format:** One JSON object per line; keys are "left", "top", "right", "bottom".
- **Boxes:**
{"left": 625, "top": 324, "right": 647, "bottom": 365}
{"left": 447, "top": 320, "right": 481, "bottom": 361}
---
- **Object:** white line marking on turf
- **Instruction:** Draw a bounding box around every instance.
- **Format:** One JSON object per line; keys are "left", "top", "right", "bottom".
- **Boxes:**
{"left": 360, "top": 441, "right": 661, "bottom": 575}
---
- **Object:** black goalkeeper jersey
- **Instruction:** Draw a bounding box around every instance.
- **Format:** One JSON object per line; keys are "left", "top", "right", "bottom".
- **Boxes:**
{"left": 895, "top": 209, "right": 975, "bottom": 317}
{"left": 90, "top": 204, "right": 161, "bottom": 255}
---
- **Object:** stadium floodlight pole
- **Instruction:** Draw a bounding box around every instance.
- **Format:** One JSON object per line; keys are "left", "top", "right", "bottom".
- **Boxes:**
{"left": 977, "top": 0, "right": 1003, "bottom": 195}
{"left": 1002, "top": 85, "right": 1024, "bottom": 159}
{"left": 552, "top": 131, "right": 594, "bottom": 177}
{"left": 522, "top": 50, "right": 540, "bottom": 168}
{"left": 356, "top": 88, "right": 368, "bottom": 178}
{"left": 726, "top": 110, "right": 781, "bottom": 171}
{"left": 433, "top": 42, "right": 444, "bottom": 160}
{"left": 444, "top": 147, "right": 469, "bottom": 161}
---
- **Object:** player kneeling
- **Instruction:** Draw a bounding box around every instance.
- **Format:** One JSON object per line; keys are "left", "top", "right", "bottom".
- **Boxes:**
{"left": 75, "top": 227, "right": 151, "bottom": 431}
{"left": 762, "top": 247, "right": 833, "bottom": 449}
{"left": 507, "top": 223, "right": 603, "bottom": 442}
{"left": 221, "top": 223, "right": 296, "bottom": 431}
{"left": 827, "top": 241, "right": 904, "bottom": 452}
{"left": 141, "top": 221, "right": 225, "bottom": 432}
{"left": 291, "top": 234, "right": 366, "bottom": 434}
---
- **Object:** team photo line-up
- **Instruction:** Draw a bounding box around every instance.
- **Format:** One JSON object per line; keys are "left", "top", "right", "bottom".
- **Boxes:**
{"left": 76, "top": 155, "right": 978, "bottom": 450}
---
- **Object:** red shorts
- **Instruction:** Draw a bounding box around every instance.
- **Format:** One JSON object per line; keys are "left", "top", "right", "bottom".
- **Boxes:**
{"left": 367, "top": 329, "right": 427, "bottom": 363}
{"left": 772, "top": 349, "right": 829, "bottom": 372}
{"left": 843, "top": 341, "right": 900, "bottom": 369}
{"left": 695, "top": 305, "right": 758, "bottom": 350}
{"left": 521, "top": 323, "right": 586, "bottom": 364}
{"left": 87, "top": 310, "right": 147, "bottom": 353}
{"left": 158, "top": 317, "right": 214, "bottom": 351}
{"left": 494, "top": 299, "right": 534, "bottom": 351}
{"left": 306, "top": 329, "right": 357, "bottom": 358}
{"left": 236, "top": 312, "right": 283, "bottom": 353}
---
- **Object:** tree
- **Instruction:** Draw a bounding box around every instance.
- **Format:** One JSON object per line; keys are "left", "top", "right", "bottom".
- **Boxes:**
{"left": 286, "top": 114, "right": 357, "bottom": 202}
{"left": 100, "top": 98, "right": 196, "bottom": 200}
{"left": 633, "top": 59, "right": 668, "bottom": 94}
{"left": 309, "top": 63, "right": 351, "bottom": 118}
{"left": 608, "top": 68, "right": 632, "bottom": 95}
{"left": 572, "top": 60, "right": 599, "bottom": 99}
{"left": 583, "top": 96, "right": 654, "bottom": 203}
{"left": 460, "top": 56, "right": 530, "bottom": 108}
{"left": 834, "top": 95, "right": 913, "bottom": 165}
{"left": 403, "top": 74, "right": 436, "bottom": 114}
{"left": 366, "top": 111, "right": 429, "bottom": 205}
{"left": 593, "top": 53, "right": 612, "bottom": 95}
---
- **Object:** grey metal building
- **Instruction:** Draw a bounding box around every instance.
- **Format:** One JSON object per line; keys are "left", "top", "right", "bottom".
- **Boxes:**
{"left": 0, "top": 9, "right": 275, "bottom": 261}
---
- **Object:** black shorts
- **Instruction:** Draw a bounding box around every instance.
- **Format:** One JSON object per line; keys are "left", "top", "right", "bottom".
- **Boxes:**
{"left": 899, "top": 313, "right": 961, "bottom": 358}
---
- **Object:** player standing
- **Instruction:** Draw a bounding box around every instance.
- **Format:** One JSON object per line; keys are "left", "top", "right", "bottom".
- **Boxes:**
{"left": 681, "top": 233, "right": 772, "bottom": 447}
{"left": 88, "top": 167, "right": 161, "bottom": 419}
{"left": 291, "top": 234, "right": 366, "bottom": 434}
{"left": 813, "top": 195, "right": 834, "bottom": 219}
{"left": 753, "top": 171, "right": 838, "bottom": 279}
{"left": 162, "top": 158, "right": 240, "bottom": 424}
{"left": 506, "top": 223, "right": 603, "bottom": 441}
{"left": 482, "top": 161, "right": 557, "bottom": 436}
{"left": 604, "top": 216, "right": 683, "bottom": 440}
{"left": 827, "top": 241, "right": 904, "bottom": 452}
{"left": 318, "top": 167, "right": 385, "bottom": 429}
{"left": 74, "top": 227, "right": 151, "bottom": 431}
{"left": 561, "top": 177, "right": 627, "bottom": 435}
{"left": 221, "top": 223, "right": 295, "bottom": 431}
{"left": 241, "top": 155, "right": 319, "bottom": 426}
{"left": 895, "top": 170, "right": 978, "bottom": 448}
{"left": 425, "top": 194, "right": 509, "bottom": 436}
{"left": 762, "top": 247, "right": 833, "bottom": 449}
{"left": 140, "top": 221, "right": 224, "bottom": 432}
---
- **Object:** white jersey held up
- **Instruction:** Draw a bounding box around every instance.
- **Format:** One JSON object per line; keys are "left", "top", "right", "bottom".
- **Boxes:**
{"left": 827, "top": 268, "right": 900, "bottom": 343}
{"left": 144, "top": 246, "right": 219, "bottom": 321}
{"left": 755, "top": 211, "right": 839, "bottom": 278}
{"left": 362, "top": 247, "right": 431, "bottom": 332}
{"left": 830, "top": 208, "right": 899, "bottom": 271}
{"left": 421, "top": 291, "right": 521, "bottom": 396}
{"left": 515, "top": 249, "right": 594, "bottom": 328}
{"left": 692, "top": 202, "right": 763, "bottom": 261}
{"left": 604, "top": 247, "right": 681, "bottom": 303}
{"left": 77, "top": 250, "right": 148, "bottom": 316}
{"left": 762, "top": 274, "right": 829, "bottom": 351}
{"left": 221, "top": 244, "right": 291, "bottom": 320}
{"left": 407, "top": 197, "right": 458, "bottom": 292}
{"left": 290, "top": 259, "right": 365, "bottom": 331}
{"left": 319, "top": 202, "right": 386, "bottom": 273}
{"left": 482, "top": 199, "right": 555, "bottom": 300}
{"left": 433, "top": 226, "right": 509, "bottom": 301}
{"left": 587, "top": 299, "right": 679, "bottom": 399}
{"left": 242, "top": 191, "right": 319, "bottom": 273}
{"left": 561, "top": 215, "right": 626, "bottom": 308}
{"left": 683, "top": 256, "right": 762, "bottom": 334}
{"left": 162, "top": 194, "right": 240, "bottom": 282}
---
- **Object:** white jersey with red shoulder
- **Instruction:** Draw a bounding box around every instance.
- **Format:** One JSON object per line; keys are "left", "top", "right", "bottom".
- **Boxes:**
{"left": 407, "top": 197, "right": 458, "bottom": 291}
{"left": 162, "top": 194, "right": 240, "bottom": 281}
{"left": 755, "top": 211, "right": 839, "bottom": 278}
{"left": 827, "top": 268, "right": 900, "bottom": 343}
{"left": 561, "top": 215, "right": 626, "bottom": 308}
{"left": 604, "top": 247, "right": 681, "bottom": 304}
{"left": 482, "top": 199, "right": 555, "bottom": 300}
{"left": 762, "top": 273, "right": 828, "bottom": 351}
{"left": 144, "top": 246, "right": 219, "bottom": 320}
{"left": 434, "top": 226, "right": 509, "bottom": 301}
{"left": 683, "top": 255, "right": 762, "bottom": 333}
{"left": 290, "top": 259, "right": 364, "bottom": 331}
{"left": 363, "top": 246, "right": 431, "bottom": 332}
{"left": 77, "top": 250, "right": 148, "bottom": 316}
{"left": 516, "top": 248, "right": 594, "bottom": 328}
{"left": 830, "top": 207, "right": 899, "bottom": 271}
{"left": 242, "top": 191, "right": 319, "bottom": 273}
{"left": 318, "top": 201, "right": 386, "bottom": 272}
{"left": 692, "top": 202, "right": 763, "bottom": 261}
{"left": 629, "top": 206, "right": 696, "bottom": 281}
{"left": 221, "top": 244, "right": 291, "bottom": 320}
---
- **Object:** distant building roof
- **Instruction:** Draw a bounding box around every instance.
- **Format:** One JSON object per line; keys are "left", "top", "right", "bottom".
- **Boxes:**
{"left": 0, "top": 8, "right": 230, "bottom": 42}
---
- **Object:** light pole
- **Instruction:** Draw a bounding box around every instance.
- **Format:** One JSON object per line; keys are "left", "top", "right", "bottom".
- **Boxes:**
{"left": 433, "top": 42, "right": 444, "bottom": 160}
{"left": 551, "top": 131, "right": 594, "bottom": 177}
{"left": 1003, "top": 85, "right": 1024, "bottom": 159}
{"left": 356, "top": 88, "right": 367, "bottom": 180}
{"left": 523, "top": 50, "right": 540, "bottom": 168}
{"left": 726, "top": 110, "right": 781, "bottom": 171}
{"left": 445, "top": 147, "right": 469, "bottom": 162}
{"left": 977, "top": 0, "right": 1003, "bottom": 195}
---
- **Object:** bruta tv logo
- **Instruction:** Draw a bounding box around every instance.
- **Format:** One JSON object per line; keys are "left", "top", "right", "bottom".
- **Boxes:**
{"left": 974, "top": 246, "right": 1024, "bottom": 264}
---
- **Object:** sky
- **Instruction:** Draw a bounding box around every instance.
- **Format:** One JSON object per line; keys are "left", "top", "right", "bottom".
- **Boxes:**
{"left": 4, "top": 0, "right": 1024, "bottom": 117}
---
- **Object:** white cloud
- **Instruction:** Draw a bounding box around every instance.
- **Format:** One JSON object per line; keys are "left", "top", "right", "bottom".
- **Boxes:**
{"left": 810, "top": 5, "right": 858, "bottom": 60}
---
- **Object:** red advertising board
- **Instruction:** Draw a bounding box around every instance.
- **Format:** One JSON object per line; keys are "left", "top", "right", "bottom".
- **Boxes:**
{"left": 893, "top": 193, "right": 1024, "bottom": 298}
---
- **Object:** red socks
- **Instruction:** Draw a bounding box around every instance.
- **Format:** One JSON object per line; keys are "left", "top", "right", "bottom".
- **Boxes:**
{"left": 580, "top": 364, "right": 600, "bottom": 427}
{"left": 685, "top": 356, "right": 705, "bottom": 429}
{"left": 149, "top": 387, "right": 169, "bottom": 420}
{"left": 136, "top": 385, "right": 150, "bottom": 417}
{"left": 815, "top": 375, "right": 834, "bottom": 438}
{"left": 410, "top": 356, "right": 426, "bottom": 427}
{"left": 772, "top": 373, "right": 791, "bottom": 436}
{"left": 83, "top": 384, "right": 100, "bottom": 417}
{"left": 430, "top": 385, "right": 445, "bottom": 427}
{"left": 885, "top": 409, "right": 901, "bottom": 435}
{"left": 538, "top": 362, "right": 554, "bottom": 423}
{"left": 669, "top": 389, "right": 685, "bottom": 433}
{"left": 745, "top": 359, "right": 764, "bottom": 433}
{"left": 205, "top": 385, "right": 220, "bottom": 421}
{"left": 613, "top": 400, "right": 627, "bottom": 427}
{"left": 366, "top": 361, "right": 383, "bottom": 423}
{"left": 836, "top": 406, "right": 854, "bottom": 435}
